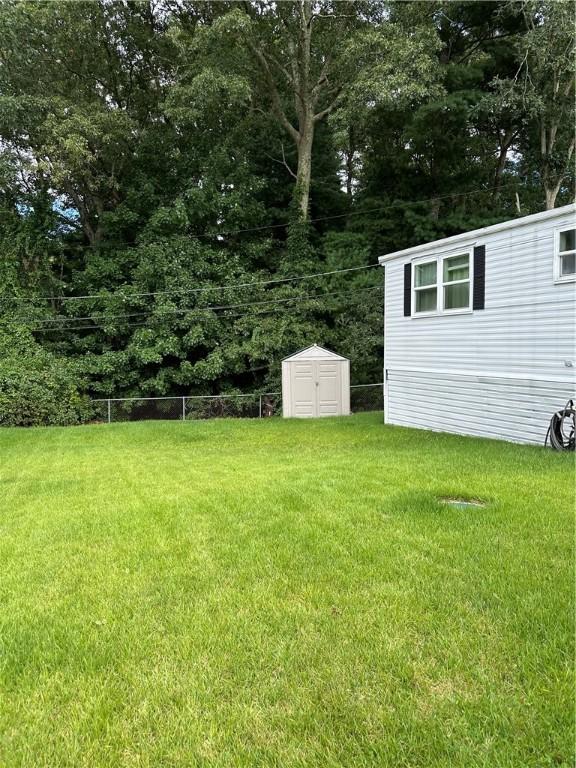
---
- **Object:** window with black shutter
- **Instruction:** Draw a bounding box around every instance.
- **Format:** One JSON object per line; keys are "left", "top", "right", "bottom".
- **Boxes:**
{"left": 473, "top": 245, "right": 486, "bottom": 310}
{"left": 403, "top": 263, "right": 411, "bottom": 316}
{"left": 407, "top": 249, "right": 480, "bottom": 315}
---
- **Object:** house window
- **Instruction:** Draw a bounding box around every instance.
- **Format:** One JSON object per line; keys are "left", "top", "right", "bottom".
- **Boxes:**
{"left": 443, "top": 253, "right": 470, "bottom": 310}
{"left": 414, "top": 260, "right": 437, "bottom": 313}
{"left": 412, "top": 251, "right": 472, "bottom": 315}
{"left": 556, "top": 228, "right": 576, "bottom": 281}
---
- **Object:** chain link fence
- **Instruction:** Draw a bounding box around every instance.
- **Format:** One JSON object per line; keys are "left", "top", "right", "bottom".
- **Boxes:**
{"left": 350, "top": 383, "right": 384, "bottom": 413}
{"left": 92, "top": 384, "right": 382, "bottom": 424}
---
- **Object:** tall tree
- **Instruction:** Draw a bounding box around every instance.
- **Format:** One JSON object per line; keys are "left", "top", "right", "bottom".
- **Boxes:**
{"left": 490, "top": 0, "right": 575, "bottom": 209}
{"left": 186, "top": 0, "right": 440, "bottom": 219}
{"left": 0, "top": 0, "right": 176, "bottom": 247}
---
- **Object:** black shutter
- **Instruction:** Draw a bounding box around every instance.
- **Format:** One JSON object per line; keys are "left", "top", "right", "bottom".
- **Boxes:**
{"left": 403, "top": 263, "right": 412, "bottom": 316}
{"left": 473, "top": 245, "right": 485, "bottom": 310}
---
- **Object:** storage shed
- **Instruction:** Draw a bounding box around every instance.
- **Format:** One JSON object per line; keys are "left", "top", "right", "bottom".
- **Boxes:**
{"left": 282, "top": 345, "right": 350, "bottom": 418}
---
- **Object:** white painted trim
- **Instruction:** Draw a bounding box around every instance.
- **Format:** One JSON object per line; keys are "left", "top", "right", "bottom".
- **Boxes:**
{"left": 382, "top": 266, "right": 388, "bottom": 424}
{"left": 383, "top": 374, "right": 389, "bottom": 421}
{"left": 411, "top": 256, "right": 438, "bottom": 316}
{"left": 281, "top": 360, "right": 291, "bottom": 417}
{"left": 442, "top": 248, "right": 473, "bottom": 314}
{"left": 378, "top": 204, "right": 576, "bottom": 264}
{"left": 554, "top": 276, "right": 576, "bottom": 284}
{"left": 410, "top": 249, "right": 473, "bottom": 317}
{"left": 282, "top": 344, "right": 349, "bottom": 362}
{"left": 553, "top": 225, "right": 576, "bottom": 283}
{"left": 341, "top": 359, "right": 350, "bottom": 415}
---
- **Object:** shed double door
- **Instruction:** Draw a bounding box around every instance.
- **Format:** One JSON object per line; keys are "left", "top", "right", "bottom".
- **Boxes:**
{"left": 291, "top": 359, "right": 341, "bottom": 417}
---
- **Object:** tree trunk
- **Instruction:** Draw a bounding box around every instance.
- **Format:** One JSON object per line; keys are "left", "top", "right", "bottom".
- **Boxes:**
{"left": 493, "top": 149, "right": 507, "bottom": 193}
{"left": 491, "top": 128, "right": 518, "bottom": 202}
{"left": 248, "top": 0, "right": 342, "bottom": 221}
{"left": 544, "top": 181, "right": 562, "bottom": 210}
{"left": 429, "top": 197, "right": 441, "bottom": 221}
{"left": 540, "top": 123, "right": 574, "bottom": 210}
{"left": 345, "top": 126, "right": 355, "bottom": 196}
{"left": 293, "top": 0, "right": 313, "bottom": 219}
{"left": 69, "top": 188, "right": 104, "bottom": 245}
{"left": 296, "top": 118, "right": 314, "bottom": 218}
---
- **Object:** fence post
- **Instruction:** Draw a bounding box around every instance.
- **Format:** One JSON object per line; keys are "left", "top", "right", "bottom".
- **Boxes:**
{"left": 107, "top": 399, "right": 111, "bottom": 424}
{"left": 182, "top": 396, "right": 186, "bottom": 422}
{"left": 259, "top": 395, "right": 262, "bottom": 418}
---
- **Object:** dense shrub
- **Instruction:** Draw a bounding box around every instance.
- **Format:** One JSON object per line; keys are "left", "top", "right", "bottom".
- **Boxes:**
{"left": 0, "top": 325, "right": 91, "bottom": 426}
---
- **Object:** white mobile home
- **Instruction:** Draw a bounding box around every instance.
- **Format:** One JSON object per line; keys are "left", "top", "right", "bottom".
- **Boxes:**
{"left": 379, "top": 204, "right": 576, "bottom": 445}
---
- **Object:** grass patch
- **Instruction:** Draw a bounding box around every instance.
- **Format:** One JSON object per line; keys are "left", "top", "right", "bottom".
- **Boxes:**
{"left": 0, "top": 413, "right": 573, "bottom": 767}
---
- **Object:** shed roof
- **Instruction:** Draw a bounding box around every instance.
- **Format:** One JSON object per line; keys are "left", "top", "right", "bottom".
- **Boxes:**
{"left": 377, "top": 203, "right": 575, "bottom": 264}
{"left": 282, "top": 344, "right": 349, "bottom": 362}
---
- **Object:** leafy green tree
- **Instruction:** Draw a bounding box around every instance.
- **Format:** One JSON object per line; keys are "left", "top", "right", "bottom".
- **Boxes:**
{"left": 349, "top": 0, "right": 533, "bottom": 254}
{"left": 183, "top": 0, "right": 441, "bottom": 218}
{"left": 0, "top": 323, "right": 90, "bottom": 426}
{"left": 492, "top": 0, "right": 575, "bottom": 209}
{"left": 0, "top": 0, "right": 176, "bottom": 247}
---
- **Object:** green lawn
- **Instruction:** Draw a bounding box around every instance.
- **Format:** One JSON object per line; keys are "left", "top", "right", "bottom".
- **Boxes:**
{"left": 0, "top": 413, "right": 573, "bottom": 767}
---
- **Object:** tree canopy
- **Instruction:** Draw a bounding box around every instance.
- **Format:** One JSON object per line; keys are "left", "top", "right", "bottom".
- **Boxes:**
{"left": 0, "top": 0, "right": 574, "bottom": 422}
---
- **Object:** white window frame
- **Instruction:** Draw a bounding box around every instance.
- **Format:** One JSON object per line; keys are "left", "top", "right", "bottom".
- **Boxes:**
{"left": 411, "top": 248, "right": 473, "bottom": 317}
{"left": 554, "top": 226, "right": 576, "bottom": 283}
{"left": 412, "top": 258, "right": 438, "bottom": 316}
{"left": 441, "top": 250, "right": 473, "bottom": 314}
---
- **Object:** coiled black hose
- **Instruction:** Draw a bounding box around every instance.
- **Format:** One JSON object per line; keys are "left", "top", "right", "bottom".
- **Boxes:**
{"left": 545, "top": 399, "right": 575, "bottom": 451}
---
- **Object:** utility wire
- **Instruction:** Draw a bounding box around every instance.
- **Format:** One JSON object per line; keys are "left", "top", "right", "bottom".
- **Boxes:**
{"left": 64, "top": 181, "right": 523, "bottom": 246}
{"left": 192, "top": 183, "right": 521, "bottom": 237}
{"left": 9, "top": 181, "right": 523, "bottom": 304}
{"left": 31, "top": 285, "right": 383, "bottom": 333}
{"left": 32, "top": 285, "right": 383, "bottom": 330}
{"left": 14, "top": 264, "right": 379, "bottom": 304}
{"left": 35, "top": 283, "right": 382, "bottom": 325}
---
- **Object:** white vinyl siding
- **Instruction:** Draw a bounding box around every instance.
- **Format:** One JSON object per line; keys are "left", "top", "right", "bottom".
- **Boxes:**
{"left": 382, "top": 205, "right": 576, "bottom": 445}
{"left": 387, "top": 370, "right": 570, "bottom": 444}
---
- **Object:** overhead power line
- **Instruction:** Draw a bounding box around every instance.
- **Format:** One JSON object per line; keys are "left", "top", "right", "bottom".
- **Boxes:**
{"left": 68, "top": 181, "right": 522, "bottom": 246}
{"left": 31, "top": 285, "right": 383, "bottom": 333}
{"left": 192, "top": 183, "right": 521, "bottom": 237}
{"left": 36, "top": 283, "right": 382, "bottom": 325}
{"left": 15, "top": 263, "right": 379, "bottom": 304}
{"left": 10, "top": 181, "right": 523, "bottom": 305}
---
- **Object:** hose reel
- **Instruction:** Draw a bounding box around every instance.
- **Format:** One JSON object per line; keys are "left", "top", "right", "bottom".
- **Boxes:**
{"left": 545, "top": 399, "right": 575, "bottom": 451}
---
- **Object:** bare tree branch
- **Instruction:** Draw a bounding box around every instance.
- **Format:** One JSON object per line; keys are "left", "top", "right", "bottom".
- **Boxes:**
{"left": 263, "top": 143, "right": 297, "bottom": 179}
{"left": 245, "top": 38, "right": 300, "bottom": 143}
{"left": 266, "top": 52, "right": 294, "bottom": 86}
{"left": 313, "top": 90, "right": 344, "bottom": 123}
{"left": 311, "top": 54, "right": 332, "bottom": 103}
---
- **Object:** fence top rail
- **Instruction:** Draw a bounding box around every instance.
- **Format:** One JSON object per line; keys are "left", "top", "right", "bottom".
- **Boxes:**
{"left": 93, "top": 396, "right": 178, "bottom": 403}
{"left": 92, "top": 392, "right": 282, "bottom": 403}
{"left": 91, "top": 385, "right": 381, "bottom": 403}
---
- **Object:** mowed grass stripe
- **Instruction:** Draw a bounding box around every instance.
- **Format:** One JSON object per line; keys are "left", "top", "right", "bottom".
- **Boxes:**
{"left": 0, "top": 413, "right": 573, "bottom": 767}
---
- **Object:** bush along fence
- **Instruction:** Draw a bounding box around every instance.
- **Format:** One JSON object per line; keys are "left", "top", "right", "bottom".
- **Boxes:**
{"left": 92, "top": 383, "right": 383, "bottom": 423}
